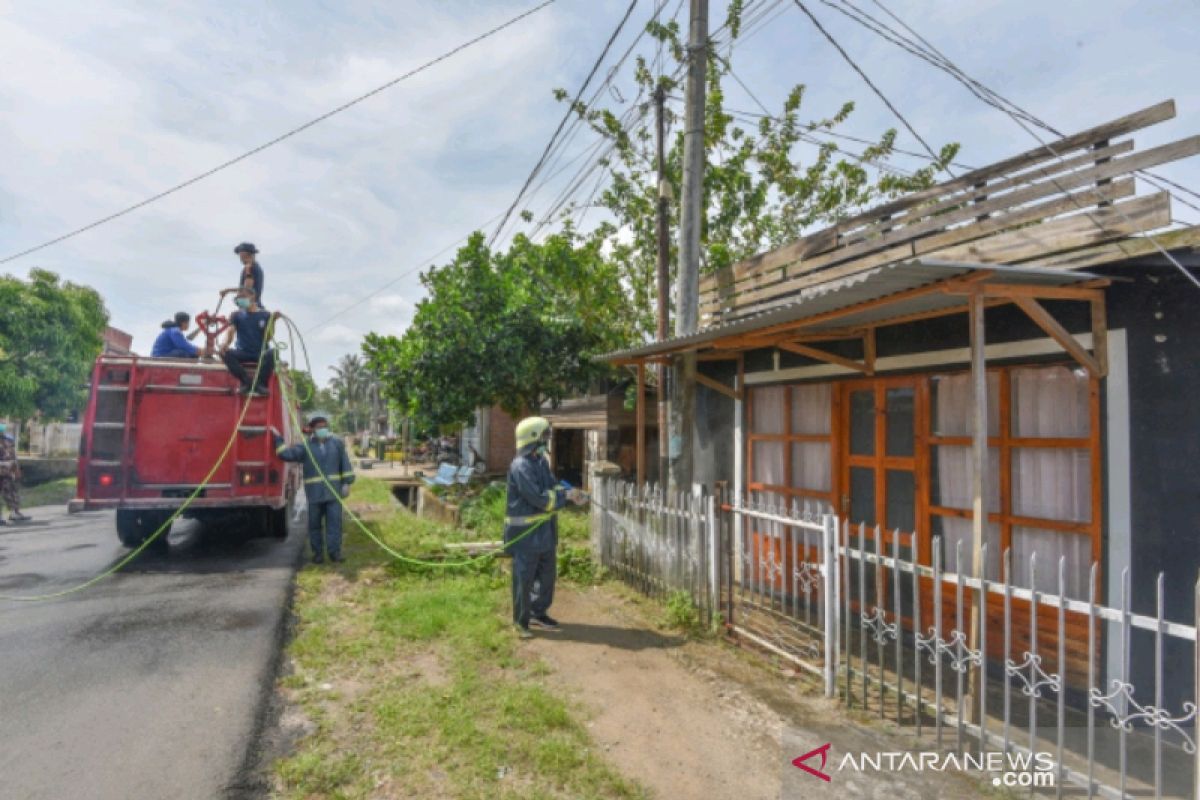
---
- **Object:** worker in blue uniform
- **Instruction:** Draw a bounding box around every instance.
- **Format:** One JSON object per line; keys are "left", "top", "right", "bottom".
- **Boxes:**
{"left": 219, "top": 287, "right": 276, "bottom": 396}
{"left": 505, "top": 416, "right": 586, "bottom": 638}
{"left": 272, "top": 415, "right": 355, "bottom": 564}
{"left": 151, "top": 312, "right": 201, "bottom": 358}
{"left": 234, "top": 242, "right": 265, "bottom": 306}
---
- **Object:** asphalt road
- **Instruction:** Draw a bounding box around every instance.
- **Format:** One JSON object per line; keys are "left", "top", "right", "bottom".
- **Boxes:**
{"left": 0, "top": 504, "right": 303, "bottom": 800}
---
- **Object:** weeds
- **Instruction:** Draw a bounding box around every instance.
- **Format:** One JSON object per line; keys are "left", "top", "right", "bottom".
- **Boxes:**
{"left": 663, "top": 590, "right": 703, "bottom": 635}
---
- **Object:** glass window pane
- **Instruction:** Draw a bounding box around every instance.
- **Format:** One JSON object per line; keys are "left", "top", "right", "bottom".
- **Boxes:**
{"left": 931, "top": 372, "right": 999, "bottom": 437}
{"left": 1012, "top": 448, "right": 1091, "bottom": 522}
{"left": 885, "top": 469, "right": 915, "bottom": 532}
{"left": 751, "top": 441, "right": 785, "bottom": 486}
{"left": 791, "top": 383, "right": 832, "bottom": 435}
{"left": 931, "top": 516, "right": 1001, "bottom": 580}
{"left": 1011, "top": 527, "right": 1091, "bottom": 600}
{"left": 790, "top": 442, "right": 831, "bottom": 492}
{"left": 1011, "top": 366, "right": 1090, "bottom": 438}
{"left": 750, "top": 386, "right": 786, "bottom": 435}
{"left": 885, "top": 387, "right": 915, "bottom": 456}
{"left": 849, "top": 466, "right": 875, "bottom": 527}
{"left": 849, "top": 390, "right": 875, "bottom": 455}
{"left": 929, "top": 445, "right": 1000, "bottom": 512}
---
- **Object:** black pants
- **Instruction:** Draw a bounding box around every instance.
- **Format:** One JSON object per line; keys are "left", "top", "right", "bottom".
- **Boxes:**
{"left": 511, "top": 548, "right": 556, "bottom": 627}
{"left": 223, "top": 348, "right": 275, "bottom": 389}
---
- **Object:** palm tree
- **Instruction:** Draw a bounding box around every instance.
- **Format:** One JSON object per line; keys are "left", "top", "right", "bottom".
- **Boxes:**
{"left": 330, "top": 354, "right": 369, "bottom": 433}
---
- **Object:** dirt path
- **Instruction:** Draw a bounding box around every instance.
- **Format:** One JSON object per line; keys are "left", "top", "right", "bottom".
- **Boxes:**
{"left": 528, "top": 584, "right": 989, "bottom": 800}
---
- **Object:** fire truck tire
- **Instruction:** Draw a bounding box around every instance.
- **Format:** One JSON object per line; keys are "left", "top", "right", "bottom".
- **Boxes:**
{"left": 116, "top": 510, "right": 172, "bottom": 551}
{"left": 267, "top": 506, "right": 289, "bottom": 540}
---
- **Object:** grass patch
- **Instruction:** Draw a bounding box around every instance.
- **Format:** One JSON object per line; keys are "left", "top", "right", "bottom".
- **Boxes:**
{"left": 20, "top": 477, "right": 76, "bottom": 509}
{"left": 274, "top": 501, "right": 644, "bottom": 800}
{"left": 344, "top": 476, "right": 396, "bottom": 511}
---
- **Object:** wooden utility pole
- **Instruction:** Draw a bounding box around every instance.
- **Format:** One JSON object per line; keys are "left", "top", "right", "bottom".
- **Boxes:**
{"left": 671, "top": 0, "right": 707, "bottom": 492}
{"left": 967, "top": 291, "right": 988, "bottom": 724}
{"left": 654, "top": 84, "right": 671, "bottom": 487}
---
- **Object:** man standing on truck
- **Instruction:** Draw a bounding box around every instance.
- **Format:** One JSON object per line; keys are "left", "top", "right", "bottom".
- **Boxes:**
{"left": 271, "top": 415, "right": 354, "bottom": 564}
{"left": 234, "top": 242, "right": 265, "bottom": 306}
{"left": 151, "top": 312, "right": 201, "bottom": 358}
{"left": 504, "top": 417, "right": 586, "bottom": 638}
{"left": 0, "top": 420, "right": 29, "bottom": 525}
{"left": 219, "top": 287, "right": 275, "bottom": 396}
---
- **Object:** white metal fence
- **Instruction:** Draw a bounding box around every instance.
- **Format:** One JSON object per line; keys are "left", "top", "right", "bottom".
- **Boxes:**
{"left": 591, "top": 478, "right": 1199, "bottom": 799}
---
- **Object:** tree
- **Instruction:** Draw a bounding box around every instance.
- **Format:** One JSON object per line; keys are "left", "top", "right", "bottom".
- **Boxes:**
{"left": 362, "top": 232, "right": 616, "bottom": 430}
{"left": 330, "top": 354, "right": 378, "bottom": 433}
{"left": 550, "top": 7, "right": 959, "bottom": 338}
{"left": 0, "top": 268, "right": 109, "bottom": 420}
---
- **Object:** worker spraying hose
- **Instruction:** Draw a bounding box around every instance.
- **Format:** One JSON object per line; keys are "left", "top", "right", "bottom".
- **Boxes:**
{"left": 506, "top": 417, "right": 587, "bottom": 639}
{"left": 271, "top": 415, "right": 355, "bottom": 564}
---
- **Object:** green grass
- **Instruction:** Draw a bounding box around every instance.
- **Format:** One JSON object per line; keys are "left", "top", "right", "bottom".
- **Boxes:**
{"left": 20, "top": 477, "right": 77, "bottom": 509}
{"left": 274, "top": 495, "right": 644, "bottom": 800}
{"left": 344, "top": 476, "right": 395, "bottom": 508}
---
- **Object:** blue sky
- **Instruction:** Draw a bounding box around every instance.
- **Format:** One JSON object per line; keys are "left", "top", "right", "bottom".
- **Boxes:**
{"left": 2, "top": 0, "right": 1198, "bottom": 383}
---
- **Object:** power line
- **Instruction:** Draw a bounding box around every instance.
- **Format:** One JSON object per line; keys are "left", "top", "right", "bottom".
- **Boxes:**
{"left": 0, "top": 0, "right": 559, "bottom": 266}
{"left": 489, "top": 0, "right": 640, "bottom": 248}
{"left": 790, "top": 0, "right": 953, "bottom": 178}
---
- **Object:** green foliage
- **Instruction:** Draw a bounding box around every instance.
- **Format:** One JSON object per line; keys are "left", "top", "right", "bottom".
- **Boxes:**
{"left": 0, "top": 269, "right": 109, "bottom": 420}
{"left": 556, "top": 8, "right": 960, "bottom": 338}
{"left": 363, "top": 232, "right": 621, "bottom": 429}
{"left": 460, "top": 481, "right": 507, "bottom": 533}
{"left": 557, "top": 544, "right": 606, "bottom": 586}
{"left": 18, "top": 477, "right": 77, "bottom": 508}
{"left": 663, "top": 589, "right": 701, "bottom": 634}
{"left": 329, "top": 353, "right": 383, "bottom": 433}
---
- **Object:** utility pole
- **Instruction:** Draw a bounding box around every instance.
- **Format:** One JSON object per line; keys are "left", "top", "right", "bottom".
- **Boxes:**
{"left": 671, "top": 0, "right": 707, "bottom": 492}
{"left": 654, "top": 84, "right": 671, "bottom": 487}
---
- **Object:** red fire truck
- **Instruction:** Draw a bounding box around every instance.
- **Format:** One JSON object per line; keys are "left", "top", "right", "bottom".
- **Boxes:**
{"left": 71, "top": 353, "right": 302, "bottom": 551}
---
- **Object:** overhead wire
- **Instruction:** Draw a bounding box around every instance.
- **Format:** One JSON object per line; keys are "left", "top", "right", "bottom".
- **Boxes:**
{"left": 820, "top": 0, "right": 1200, "bottom": 288}
{"left": 489, "top": 0, "right": 641, "bottom": 248}
{"left": 0, "top": 0, "right": 560, "bottom": 266}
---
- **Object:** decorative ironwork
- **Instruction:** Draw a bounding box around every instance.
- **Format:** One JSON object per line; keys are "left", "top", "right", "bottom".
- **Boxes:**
{"left": 1005, "top": 651, "right": 1061, "bottom": 698}
{"left": 1089, "top": 680, "right": 1199, "bottom": 754}
{"left": 793, "top": 562, "right": 821, "bottom": 596}
{"left": 860, "top": 606, "right": 897, "bottom": 646}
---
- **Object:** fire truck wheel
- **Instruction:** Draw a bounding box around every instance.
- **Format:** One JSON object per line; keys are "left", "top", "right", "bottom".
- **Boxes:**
{"left": 116, "top": 510, "right": 172, "bottom": 551}
{"left": 266, "top": 507, "right": 289, "bottom": 540}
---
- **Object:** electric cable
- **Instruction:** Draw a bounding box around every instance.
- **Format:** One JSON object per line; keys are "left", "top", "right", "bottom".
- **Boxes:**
{"left": 0, "top": 0, "right": 559, "bottom": 266}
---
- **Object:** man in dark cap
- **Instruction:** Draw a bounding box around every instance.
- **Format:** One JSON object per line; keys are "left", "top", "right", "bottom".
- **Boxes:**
{"left": 272, "top": 415, "right": 355, "bottom": 564}
{"left": 234, "top": 242, "right": 265, "bottom": 306}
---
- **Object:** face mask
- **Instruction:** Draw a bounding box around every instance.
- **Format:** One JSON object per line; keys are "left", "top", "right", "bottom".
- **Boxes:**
{"left": 315, "top": 428, "right": 332, "bottom": 440}
{"left": 0, "top": 424, "right": 6, "bottom": 434}
{"left": 235, "top": 297, "right": 251, "bottom": 309}
{"left": 536, "top": 443, "right": 548, "bottom": 456}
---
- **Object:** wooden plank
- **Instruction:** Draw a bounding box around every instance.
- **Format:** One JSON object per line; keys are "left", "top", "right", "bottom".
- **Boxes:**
{"left": 843, "top": 139, "right": 1135, "bottom": 247}
{"left": 1091, "top": 295, "right": 1109, "bottom": 377}
{"left": 695, "top": 372, "right": 741, "bottom": 399}
{"left": 929, "top": 192, "right": 1170, "bottom": 265}
{"left": 636, "top": 361, "right": 645, "bottom": 487}
{"left": 1012, "top": 296, "right": 1102, "bottom": 376}
{"left": 775, "top": 341, "right": 869, "bottom": 373}
{"left": 706, "top": 171, "right": 1149, "bottom": 320}
{"left": 702, "top": 101, "right": 1177, "bottom": 291}
{"left": 1031, "top": 225, "right": 1200, "bottom": 269}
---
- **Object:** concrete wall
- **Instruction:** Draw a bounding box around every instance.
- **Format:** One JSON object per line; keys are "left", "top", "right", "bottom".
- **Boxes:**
{"left": 26, "top": 423, "right": 82, "bottom": 458}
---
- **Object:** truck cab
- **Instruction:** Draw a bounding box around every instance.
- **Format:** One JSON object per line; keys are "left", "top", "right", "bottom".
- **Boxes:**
{"left": 72, "top": 354, "right": 302, "bottom": 549}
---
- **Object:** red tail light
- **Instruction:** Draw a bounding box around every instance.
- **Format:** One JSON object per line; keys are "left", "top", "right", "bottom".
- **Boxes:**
{"left": 98, "top": 473, "right": 114, "bottom": 487}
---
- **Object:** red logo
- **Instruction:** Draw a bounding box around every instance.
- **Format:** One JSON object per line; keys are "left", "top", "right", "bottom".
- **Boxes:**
{"left": 792, "top": 743, "right": 832, "bottom": 782}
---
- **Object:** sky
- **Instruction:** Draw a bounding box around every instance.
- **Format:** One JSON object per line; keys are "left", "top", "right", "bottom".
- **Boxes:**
{"left": 2, "top": 0, "right": 1198, "bottom": 384}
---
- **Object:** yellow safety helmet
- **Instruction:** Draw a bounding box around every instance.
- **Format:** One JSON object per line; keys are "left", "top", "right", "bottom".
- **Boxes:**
{"left": 515, "top": 416, "right": 551, "bottom": 450}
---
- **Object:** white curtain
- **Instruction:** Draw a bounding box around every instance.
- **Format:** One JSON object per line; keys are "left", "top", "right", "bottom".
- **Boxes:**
{"left": 791, "top": 383, "right": 832, "bottom": 435}
{"left": 931, "top": 372, "right": 999, "bottom": 437}
{"left": 751, "top": 386, "right": 786, "bottom": 435}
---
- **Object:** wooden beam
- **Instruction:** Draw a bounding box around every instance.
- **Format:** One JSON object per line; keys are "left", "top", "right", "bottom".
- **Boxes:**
{"left": 695, "top": 372, "right": 741, "bottom": 400}
{"left": 1091, "top": 295, "right": 1109, "bottom": 377}
{"left": 967, "top": 291, "right": 988, "bottom": 723}
{"left": 1012, "top": 296, "right": 1103, "bottom": 376}
{"left": 1031, "top": 225, "right": 1200, "bottom": 270}
{"left": 943, "top": 284, "right": 1107, "bottom": 301}
{"left": 636, "top": 361, "right": 646, "bottom": 487}
{"left": 863, "top": 328, "right": 876, "bottom": 375}
{"left": 775, "top": 341, "right": 869, "bottom": 373}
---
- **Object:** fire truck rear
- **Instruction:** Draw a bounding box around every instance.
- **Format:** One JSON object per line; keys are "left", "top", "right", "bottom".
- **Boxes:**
{"left": 71, "top": 355, "right": 302, "bottom": 550}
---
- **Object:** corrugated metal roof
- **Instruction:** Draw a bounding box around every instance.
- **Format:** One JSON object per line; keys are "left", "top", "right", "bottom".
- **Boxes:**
{"left": 599, "top": 259, "right": 1102, "bottom": 362}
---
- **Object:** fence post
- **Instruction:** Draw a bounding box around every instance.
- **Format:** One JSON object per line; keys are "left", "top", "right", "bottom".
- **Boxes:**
{"left": 822, "top": 513, "right": 839, "bottom": 699}
{"left": 707, "top": 494, "right": 719, "bottom": 626}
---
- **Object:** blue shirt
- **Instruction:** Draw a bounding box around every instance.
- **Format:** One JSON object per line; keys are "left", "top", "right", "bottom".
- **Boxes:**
{"left": 151, "top": 325, "right": 198, "bottom": 357}
{"left": 231, "top": 309, "right": 272, "bottom": 355}
{"left": 239, "top": 262, "right": 265, "bottom": 306}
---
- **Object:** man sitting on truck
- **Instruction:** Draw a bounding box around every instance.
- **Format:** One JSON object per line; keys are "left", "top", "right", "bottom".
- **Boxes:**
{"left": 219, "top": 287, "right": 276, "bottom": 397}
{"left": 151, "top": 312, "right": 201, "bottom": 359}
{"left": 271, "top": 415, "right": 354, "bottom": 564}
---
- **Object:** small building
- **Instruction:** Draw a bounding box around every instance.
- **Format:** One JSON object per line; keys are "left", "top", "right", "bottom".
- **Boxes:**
{"left": 103, "top": 327, "right": 133, "bottom": 356}
{"left": 541, "top": 385, "right": 661, "bottom": 490}
{"left": 604, "top": 100, "right": 1200, "bottom": 711}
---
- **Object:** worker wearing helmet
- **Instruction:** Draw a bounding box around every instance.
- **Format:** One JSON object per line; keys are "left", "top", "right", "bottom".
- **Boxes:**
{"left": 505, "top": 416, "right": 585, "bottom": 638}
{"left": 271, "top": 415, "right": 355, "bottom": 564}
